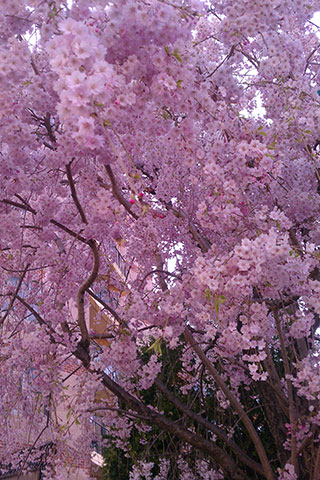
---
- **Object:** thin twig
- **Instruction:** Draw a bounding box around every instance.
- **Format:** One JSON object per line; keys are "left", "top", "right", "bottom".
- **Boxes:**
{"left": 165, "top": 202, "right": 211, "bottom": 253}
{"left": 89, "top": 333, "right": 114, "bottom": 340}
{"left": 206, "top": 45, "right": 236, "bottom": 79}
{"left": 17, "top": 416, "right": 50, "bottom": 480}
{"left": 139, "top": 269, "right": 182, "bottom": 290}
{"left": 50, "top": 219, "right": 88, "bottom": 244}
{"left": 15, "top": 294, "right": 54, "bottom": 333}
{"left": 0, "top": 264, "right": 30, "bottom": 326}
{"left": 88, "top": 288, "right": 123, "bottom": 324}
{"left": 3, "top": 200, "right": 89, "bottom": 244}
{"left": 62, "top": 365, "right": 83, "bottom": 383}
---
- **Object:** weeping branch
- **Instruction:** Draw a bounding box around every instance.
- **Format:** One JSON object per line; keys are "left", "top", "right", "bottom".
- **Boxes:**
{"left": 139, "top": 268, "right": 182, "bottom": 291}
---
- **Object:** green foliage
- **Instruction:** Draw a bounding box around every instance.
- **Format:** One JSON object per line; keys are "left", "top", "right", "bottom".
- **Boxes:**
{"left": 102, "top": 341, "right": 185, "bottom": 479}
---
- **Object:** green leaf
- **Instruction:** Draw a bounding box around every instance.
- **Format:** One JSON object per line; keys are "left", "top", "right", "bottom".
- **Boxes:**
{"left": 164, "top": 45, "right": 170, "bottom": 55}
{"left": 173, "top": 48, "right": 182, "bottom": 63}
{"left": 176, "top": 79, "right": 183, "bottom": 88}
{"left": 204, "top": 288, "right": 211, "bottom": 301}
{"left": 146, "top": 338, "right": 162, "bottom": 355}
{"left": 214, "top": 297, "right": 219, "bottom": 314}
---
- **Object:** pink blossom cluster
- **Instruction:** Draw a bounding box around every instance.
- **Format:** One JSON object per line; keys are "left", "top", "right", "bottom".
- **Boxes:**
{"left": 0, "top": 0, "right": 320, "bottom": 478}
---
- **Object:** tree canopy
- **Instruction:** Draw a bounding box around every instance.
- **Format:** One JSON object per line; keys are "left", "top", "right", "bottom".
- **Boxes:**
{"left": 0, "top": 1, "right": 320, "bottom": 479}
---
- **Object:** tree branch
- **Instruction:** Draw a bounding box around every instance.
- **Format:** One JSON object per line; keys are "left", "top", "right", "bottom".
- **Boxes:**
{"left": 2, "top": 198, "right": 36, "bottom": 214}
{"left": 2, "top": 198, "right": 89, "bottom": 244}
{"left": 50, "top": 219, "right": 88, "bottom": 244}
{"left": 184, "top": 326, "right": 275, "bottom": 480}
{"left": 139, "top": 269, "right": 182, "bottom": 291}
{"left": 273, "top": 308, "right": 298, "bottom": 473}
{"left": 314, "top": 443, "right": 320, "bottom": 480}
{"left": 43, "top": 112, "right": 56, "bottom": 144}
{"left": 15, "top": 294, "right": 54, "bottom": 334}
{"left": 66, "top": 161, "right": 88, "bottom": 224}
{"left": 105, "top": 165, "right": 139, "bottom": 220}
{"left": 0, "top": 263, "right": 30, "bottom": 326}
{"left": 77, "top": 240, "right": 100, "bottom": 347}
{"left": 88, "top": 288, "right": 123, "bottom": 325}
{"left": 154, "top": 377, "right": 265, "bottom": 477}
{"left": 94, "top": 369, "right": 249, "bottom": 480}
{"left": 164, "top": 202, "right": 211, "bottom": 253}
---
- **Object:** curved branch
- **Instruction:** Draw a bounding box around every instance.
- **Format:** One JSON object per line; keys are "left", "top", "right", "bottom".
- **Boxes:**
{"left": 139, "top": 269, "right": 182, "bottom": 290}
{"left": 77, "top": 240, "right": 100, "bottom": 345}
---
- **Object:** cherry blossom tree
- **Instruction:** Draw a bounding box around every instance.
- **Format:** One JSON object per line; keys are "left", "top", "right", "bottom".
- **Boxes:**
{"left": 0, "top": 1, "right": 320, "bottom": 479}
